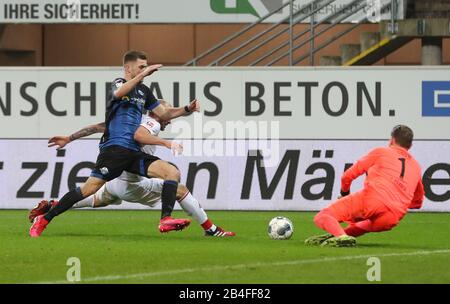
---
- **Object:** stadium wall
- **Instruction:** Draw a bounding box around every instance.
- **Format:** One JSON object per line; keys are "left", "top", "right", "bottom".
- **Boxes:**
{"left": 0, "top": 66, "right": 449, "bottom": 212}
{"left": 2, "top": 24, "right": 450, "bottom": 66}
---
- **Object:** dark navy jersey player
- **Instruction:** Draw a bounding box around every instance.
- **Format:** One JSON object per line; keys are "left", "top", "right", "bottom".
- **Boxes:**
{"left": 98, "top": 78, "right": 160, "bottom": 153}
{"left": 30, "top": 50, "right": 200, "bottom": 237}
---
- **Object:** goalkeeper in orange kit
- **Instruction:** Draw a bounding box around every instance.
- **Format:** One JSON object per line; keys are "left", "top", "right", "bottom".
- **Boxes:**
{"left": 305, "top": 125, "right": 425, "bottom": 247}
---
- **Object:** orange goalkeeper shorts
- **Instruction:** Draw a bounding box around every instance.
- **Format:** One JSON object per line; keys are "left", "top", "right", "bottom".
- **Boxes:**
{"left": 324, "top": 190, "right": 404, "bottom": 232}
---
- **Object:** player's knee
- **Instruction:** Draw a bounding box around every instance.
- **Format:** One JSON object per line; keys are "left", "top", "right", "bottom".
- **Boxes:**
{"left": 176, "top": 184, "right": 189, "bottom": 200}
{"left": 313, "top": 211, "right": 325, "bottom": 226}
{"left": 173, "top": 169, "right": 181, "bottom": 181}
{"left": 175, "top": 173, "right": 181, "bottom": 183}
{"left": 81, "top": 177, "right": 105, "bottom": 197}
{"left": 314, "top": 209, "right": 340, "bottom": 228}
{"left": 149, "top": 160, "right": 181, "bottom": 182}
{"left": 168, "top": 162, "right": 179, "bottom": 171}
{"left": 166, "top": 166, "right": 180, "bottom": 181}
{"left": 168, "top": 162, "right": 181, "bottom": 182}
{"left": 81, "top": 185, "right": 97, "bottom": 197}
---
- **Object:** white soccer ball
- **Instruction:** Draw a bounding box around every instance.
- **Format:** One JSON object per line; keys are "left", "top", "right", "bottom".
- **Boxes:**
{"left": 268, "top": 216, "right": 294, "bottom": 240}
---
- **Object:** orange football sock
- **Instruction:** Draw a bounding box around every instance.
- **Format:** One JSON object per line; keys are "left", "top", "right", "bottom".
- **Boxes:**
{"left": 314, "top": 210, "right": 346, "bottom": 237}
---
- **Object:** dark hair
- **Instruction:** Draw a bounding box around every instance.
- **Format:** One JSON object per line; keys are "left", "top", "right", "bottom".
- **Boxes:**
{"left": 123, "top": 50, "right": 147, "bottom": 64}
{"left": 391, "top": 125, "right": 414, "bottom": 149}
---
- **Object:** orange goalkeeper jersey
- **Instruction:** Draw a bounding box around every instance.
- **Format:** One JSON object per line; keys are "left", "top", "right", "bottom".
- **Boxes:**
{"left": 341, "top": 145, "right": 425, "bottom": 216}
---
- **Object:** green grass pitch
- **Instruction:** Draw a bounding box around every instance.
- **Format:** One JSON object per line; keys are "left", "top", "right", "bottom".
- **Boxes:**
{"left": 1, "top": 210, "right": 449, "bottom": 284}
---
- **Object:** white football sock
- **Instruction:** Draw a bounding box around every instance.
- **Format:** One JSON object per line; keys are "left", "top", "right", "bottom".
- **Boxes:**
{"left": 72, "top": 195, "right": 95, "bottom": 209}
{"left": 207, "top": 224, "right": 217, "bottom": 232}
{"left": 178, "top": 192, "right": 208, "bottom": 225}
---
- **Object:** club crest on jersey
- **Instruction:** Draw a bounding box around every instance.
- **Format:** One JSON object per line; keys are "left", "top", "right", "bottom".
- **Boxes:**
{"left": 100, "top": 167, "right": 109, "bottom": 175}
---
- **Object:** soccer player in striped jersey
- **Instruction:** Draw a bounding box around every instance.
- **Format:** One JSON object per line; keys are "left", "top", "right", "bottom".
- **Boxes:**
{"left": 30, "top": 50, "right": 198, "bottom": 237}
{"left": 30, "top": 104, "right": 235, "bottom": 237}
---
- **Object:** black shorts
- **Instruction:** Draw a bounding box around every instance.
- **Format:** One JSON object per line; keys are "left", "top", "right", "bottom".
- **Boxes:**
{"left": 90, "top": 145, "right": 160, "bottom": 181}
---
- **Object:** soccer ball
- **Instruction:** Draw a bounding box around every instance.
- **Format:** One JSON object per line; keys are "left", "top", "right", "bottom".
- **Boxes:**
{"left": 268, "top": 216, "right": 294, "bottom": 240}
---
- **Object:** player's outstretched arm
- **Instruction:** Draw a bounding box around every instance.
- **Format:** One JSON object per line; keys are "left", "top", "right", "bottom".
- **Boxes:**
{"left": 114, "top": 64, "right": 163, "bottom": 99}
{"left": 152, "top": 99, "right": 200, "bottom": 121}
{"left": 134, "top": 126, "right": 183, "bottom": 155}
{"left": 340, "top": 148, "right": 381, "bottom": 195}
{"left": 48, "top": 122, "right": 105, "bottom": 149}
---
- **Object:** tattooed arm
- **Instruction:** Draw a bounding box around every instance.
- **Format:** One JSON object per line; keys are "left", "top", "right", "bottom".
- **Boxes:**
{"left": 68, "top": 123, "right": 106, "bottom": 142}
{"left": 48, "top": 122, "right": 105, "bottom": 149}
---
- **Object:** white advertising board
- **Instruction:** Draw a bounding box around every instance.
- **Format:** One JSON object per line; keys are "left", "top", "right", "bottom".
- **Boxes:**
{"left": 0, "top": 139, "right": 449, "bottom": 211}
{"left": 1, "top": 66, "right": 448, "bottom": 211}
{"left": 0, "top": 66, "right": 449, "bottom": 140}
{"left": 0, "top": 0, "right": 405, "bottom": 23}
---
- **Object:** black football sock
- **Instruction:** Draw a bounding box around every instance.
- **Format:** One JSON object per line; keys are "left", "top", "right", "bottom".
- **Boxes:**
{"left": 44, "top": 187, "right": 84, "bottom": 222}
{"left": 161, "top": 180, "right": 178, "bottom": 219}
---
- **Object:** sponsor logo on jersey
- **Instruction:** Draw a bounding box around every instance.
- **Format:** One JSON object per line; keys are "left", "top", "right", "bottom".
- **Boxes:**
{"left": 100, "top": 167, "right": 109, "bottom": 176}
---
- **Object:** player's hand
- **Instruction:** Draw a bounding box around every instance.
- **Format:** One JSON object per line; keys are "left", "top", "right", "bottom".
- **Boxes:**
{"left": 48, "top": 136, "right": 70, "bottom": 149}
{"left": 170, "top": 141, "right": 183, "bottom": 155}
{"left": 187, "top": 99, "right": 200, "bottom": 113}
{"left": 142, "top": 64, "right": 163, "bottom": 77}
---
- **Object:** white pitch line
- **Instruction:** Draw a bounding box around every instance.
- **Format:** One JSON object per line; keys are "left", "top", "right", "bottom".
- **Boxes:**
{"left": 34, "top": 249, "right": 450, "bottom": 284}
